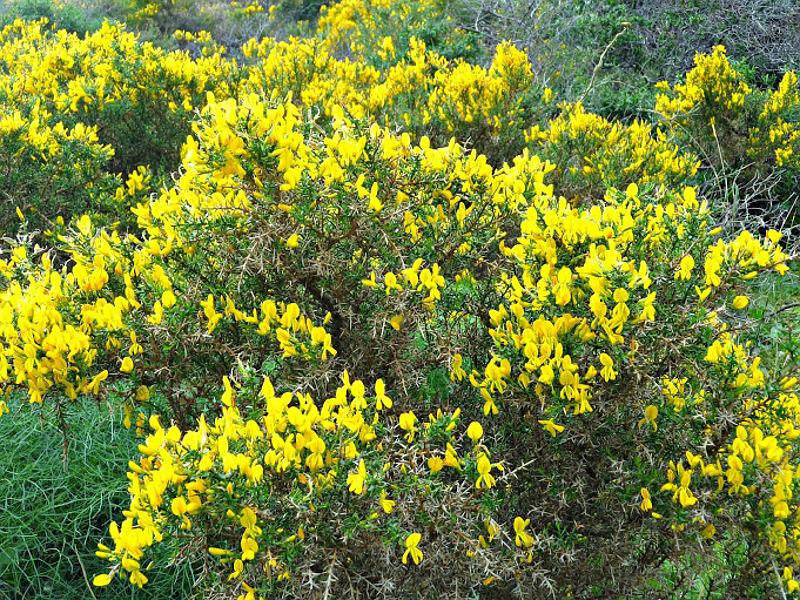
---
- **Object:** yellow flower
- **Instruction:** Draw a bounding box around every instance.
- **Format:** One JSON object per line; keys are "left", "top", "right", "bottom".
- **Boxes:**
{"left": 638, "top": 405, "right": 658, "bottom": 431}
{"left": 347, "top": 459, "right": 367, "bottom": 495}
{"left": 120, "top": 356, "right": 134, "bottom": 373}
{"left": 402, "top": 532, "right": 423, "bottom": 565}
{"left": 147, "top": 300, "right": 163, "bottom": 325}
{"left": 199, "top": 294, "right": 222, "bottom": 332}
{"left": 92, "top": 573, "right": 113, "bottom": 587}
{"left": 367, "top": 182, "right": 383, "bottom": 212}
{"left": 539, "top": 364, "right": 554, "bottom": 385}
{"left": 675, "top": 255, "right": 694, "bottom": 280}
{"left": 466, "top": 421, "right": 483, "bottom": 443}
{"left": 450, "top": 353, "right": 467, "bottom": 381}
{"left": 475, "top": 453, "right": 496, "bottom": 489}
{"left": 374, "top": 379, "right": 392, "bottom": 410}
{"left": 384, "top": 271, "right": 402, "bottom": 294}
{"left": 361, "top": 272, "right": 379, "bottom": 288}
{"left": 514, "top": 516, "right": 534, "bottom": 547}
{"left": 379, "top": 491, "right": 395, "bottom": 514}
{"left": 599, "top": 353, "right": 616, "bottom": 381}
{"left": 732, "top": 295, "right": 749, "bottom": 309}
{"left": 538, "top": 419, "right": 564, "bottom": 437}
{"left": 161, "top": 288, "right": 177, "bottom": 308}
{"left": 427, "top": 456, "right": 444, "bottom": 473}
{"left": 640, "top": 488, "right": 653, "bottom": 511}
{"left": 695, "top": 286, "right": 712, "bottom": 302}
{"left": 399, "top": 411, "right": 417, "bottom": 442}
{"left": 77, "top": 214, "right": 93, "bottom": 237}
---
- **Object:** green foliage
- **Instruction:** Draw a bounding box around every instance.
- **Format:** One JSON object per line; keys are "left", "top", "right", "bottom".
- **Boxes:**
{"left": 0, "top": 110, "right": 118, "bottom": 235}
{"left": 1, "top": 0, "right": 105, "bottom": 33}
{"left": 0, "top": 394, "right": 198, "bottom": 600}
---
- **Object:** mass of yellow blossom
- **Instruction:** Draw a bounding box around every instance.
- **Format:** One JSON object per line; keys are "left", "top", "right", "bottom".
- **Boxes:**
{"left": 0, "top": 0, "right": 799, "bottom": 597}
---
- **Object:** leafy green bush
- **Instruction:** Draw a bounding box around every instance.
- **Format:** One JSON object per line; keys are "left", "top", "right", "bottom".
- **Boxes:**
{"left": 0, "top": 106, "right": 118, "bottom": 235}
{"left": 1, "top": 0, "right": 105, "bottom": 33}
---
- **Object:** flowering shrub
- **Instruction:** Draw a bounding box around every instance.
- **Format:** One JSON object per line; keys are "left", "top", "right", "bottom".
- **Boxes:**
{"left": 0, "top": 104, "right": 117, "bottom": 233}
{"left": 0, "top": 1, "right": 799, "bottom": 598}
{"left": 526, "top": 102, "right": 700, "bottom": 201}
{"left": 657, "top": 45, "right": 800, "bottom": 177}
{"left": 241, "top": 33, "right": 547, "bottom": 164}
{"left": 0, "top": 18, "right": 237, "bottom": 185}
{"left": 92, "top": 373, "right": 509, "bottom": 597}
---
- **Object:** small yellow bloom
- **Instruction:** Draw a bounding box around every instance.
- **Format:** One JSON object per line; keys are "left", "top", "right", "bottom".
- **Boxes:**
{"left": 475, "top": 453, "right": 496, "bottom": 489}
{"left": 599, "top": 353, "right": 616, "bottom": 381}
{"left": 92, "top": 573, "right": 113, "bottom": 587}
{"left": 466, "top": 421, "right": 483, "bottom": 443}
{"left": 374, "top": 379, "right": 392, "bottom": 410}
{"left": 347, "top": 459, "right": 367, "bottom": 495}
{"left": 402, "top": 532, "right": 423, "bottom": 565}
{"left": 120, "top": 356, "right": 134, "bottom": 373}
{"left": 161, "top": 288, "right": 177, "bottom": 308}
{"left": 399, "top": 411, "right": 417, "bottom": 442}
{"left": 695, "top": 286, "right": 712, "bottom": 302}
{"left": 732, "top": 295, "right": 749, "bottom": 309}
{"left": 640, "top": 488, "right": 653, "bottom": 511}
{"left": 514, "top": 516, "right": 534, "bottom": 547}
{"left": 427, "top": 456, "right": 444, "bottom": 473}
{"left": 675, "top": 255, "right": 694, "bottom": 280}
{"left": 538, "top": 419, "right": 564, "bottom": 437}
{"left": 379, "top": 491, "right": 395, "bottom": 514}
{"left": 448, "top": 354, "right": 467, "bottom": 384}
{"left": 147, "top": 300, "right": 163, "bottom": 325}
{"left": 638, "top": 405, "right": 658, "bottom": 431}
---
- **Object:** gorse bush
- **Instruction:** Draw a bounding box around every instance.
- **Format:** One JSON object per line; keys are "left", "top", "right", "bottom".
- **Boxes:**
{"left": 240, "top": 29, "right": 544, "bottom": 164}
{"left": 1, "top": 0, "right": 800, "bottom": 598}
{"left": 655, "top": 46, "right": 800, "bottom": 233}
{"left": 654, "top": 46, "right": 800, "bottom": 173}
{"left": 0, "top": 18, "right": 237, "bottom": 226}
{"left": 0, "top": 107, "right": 117, "bottom": 234}
{"left": 525, "top": 102, "right": 700, "bottom": 202}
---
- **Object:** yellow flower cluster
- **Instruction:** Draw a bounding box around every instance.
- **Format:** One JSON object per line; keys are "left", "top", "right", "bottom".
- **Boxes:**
{"left": 0, "top": 243, "right": 120, "bottom": 407}
{"left": 94, "top": 371, "right": 483, "bottom": 595}
{"left": 1, "top": 0, "right": 799, "bottom": 596}
{"left": 317, "top": 0, "right": 431, "bottom": 58}
{"left": 657, "top": 44, "right": 800, "bottom": 173}
{"left": 362, "top": 260, "right": 446, "bottom": 310}
{"left": 0, "top": 19, "right": 234, "bottom": 119}
{"left": 750, "top": 71, "right": 800, "bottom": 168}
{"left": 0, "top": 105, "right": 110, "bottom": 162}
{"left": 241, "top": 33, "right": 541, "bottom": 159}
{"left": 526, "top": 102, "right": 700, "bottom": 198}
{"left": 426, "top": 42, "right": 533, "bottom": 135}
{"left": 656, "top": 46, "right": 752, "bottom": 119}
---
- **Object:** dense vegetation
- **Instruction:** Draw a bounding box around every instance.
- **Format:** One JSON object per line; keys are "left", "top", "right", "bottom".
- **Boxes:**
{"left": 0, "top": 0, "right": 799, "bottom": 598}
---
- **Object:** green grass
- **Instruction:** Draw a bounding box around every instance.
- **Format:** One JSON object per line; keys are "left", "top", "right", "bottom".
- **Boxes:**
{"left": 0, "top": 394, "right": 198, "bottom": 600}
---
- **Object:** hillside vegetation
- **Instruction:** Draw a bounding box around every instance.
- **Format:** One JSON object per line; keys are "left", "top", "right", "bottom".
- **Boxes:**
{"left": 0, "top": 0, "right": 799, "bottom": 598}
